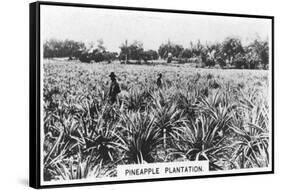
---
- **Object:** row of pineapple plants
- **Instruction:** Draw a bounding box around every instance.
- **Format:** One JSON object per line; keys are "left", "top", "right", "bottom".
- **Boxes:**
{"left": 43, "top": 61, "right": 269, "bottom": 181}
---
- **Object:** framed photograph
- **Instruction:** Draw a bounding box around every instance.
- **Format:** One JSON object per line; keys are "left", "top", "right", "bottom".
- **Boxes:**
{"left": 29, "top": 1, "right": 274, "bottom": 188}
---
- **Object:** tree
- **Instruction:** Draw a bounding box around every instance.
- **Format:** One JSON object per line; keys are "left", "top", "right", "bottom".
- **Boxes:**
{"left": 204, "top": 43, "right": 221, "bottom": 67}
{"left": 247, "top": 39, "right": 269, "bottom": 69}
{"left": 119, "top": 40, "right": 129, "bottom": 64}
{"left": 221, "top": 37, "right": 244, "bottom": 65}
{"left": 79, "top": 39, "right": 117, "bottom": 63}
{"left": 129, "top": 41, "right": 144, "bottom": 60}
{"left": 43, "top": 39, "right": 86, "bottom": 58}
{"left": 158, "top": 40, "right": 184, "bottom": 59}
{"left": 190, "top": 40, "right": 205, "bottom": 57}
{"left": 179, "top": 48, "right": 192, "bottom": 59}
{"left": 90, "top": 39, "right": 107, "bottom": 62}
{"left": 97, "top": 39, "right": 106, "bottom": 53}
{"left": 119, "top": 41, "right": 144, "bottom": 62}
{"left": 141, "top": 50, "right": 159, "bottom": 62}
{"left": 233, "top": 53, "right": 248, "bottom": 69}
{"left": 103, "top": 52, "right": 118, "bottom": 63}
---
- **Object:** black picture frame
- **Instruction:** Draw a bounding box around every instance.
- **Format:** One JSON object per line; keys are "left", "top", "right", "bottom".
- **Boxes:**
{"left": 30, "top": 1, "right": 274, "bottom": 188}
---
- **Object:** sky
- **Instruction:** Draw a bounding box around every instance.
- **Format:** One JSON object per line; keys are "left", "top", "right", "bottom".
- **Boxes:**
{"left": 41, "top": 5, "right": 271, "bottom": 52}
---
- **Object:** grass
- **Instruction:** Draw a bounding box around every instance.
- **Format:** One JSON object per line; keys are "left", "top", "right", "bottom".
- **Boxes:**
{"left": 43, "top": 59, "right": 270, "bottom": 181}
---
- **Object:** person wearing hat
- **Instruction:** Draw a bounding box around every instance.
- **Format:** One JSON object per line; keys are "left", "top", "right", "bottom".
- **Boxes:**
{"left": 157, "top": 73, "right": 163, "bottom": 88}
{"left": 109, "top": 72, "right": 121, "bottom": 104}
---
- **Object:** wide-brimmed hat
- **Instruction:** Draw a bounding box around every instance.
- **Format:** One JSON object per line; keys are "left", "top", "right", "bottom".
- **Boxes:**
{"left": 109, "top": 72, "right": 116, "bottom": 78}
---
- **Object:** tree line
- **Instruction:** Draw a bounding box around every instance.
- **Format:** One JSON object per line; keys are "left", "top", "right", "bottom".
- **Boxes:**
{"left": 43, "top": 37, "right": 269, "bottom": 69}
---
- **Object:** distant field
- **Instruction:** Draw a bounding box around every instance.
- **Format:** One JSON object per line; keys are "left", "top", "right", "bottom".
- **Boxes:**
{"left": 43, "top": 59, "right": 270, "bottom": 181}
{"left": 43, "top": 59, "right": 269, "bottom": 92}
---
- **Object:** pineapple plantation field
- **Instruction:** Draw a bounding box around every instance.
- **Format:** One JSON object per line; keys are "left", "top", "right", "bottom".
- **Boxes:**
{"left": 43, "top": 59, "right": 270, "bottom": 181}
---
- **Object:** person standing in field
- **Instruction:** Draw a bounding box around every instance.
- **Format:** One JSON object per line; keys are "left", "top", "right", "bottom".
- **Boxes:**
{"left": 157, "top": 73, "right": 163, "bottom": 88}
{"left": 108, "top": 72, "right": 121, "bottom": 104}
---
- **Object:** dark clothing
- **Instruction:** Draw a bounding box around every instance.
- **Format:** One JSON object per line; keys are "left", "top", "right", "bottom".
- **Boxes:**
{"left": 109, "top": 80, "right": 121, "bottom": 103}
{"left": 157, "top": 77, "right": 162, "bottom": 88}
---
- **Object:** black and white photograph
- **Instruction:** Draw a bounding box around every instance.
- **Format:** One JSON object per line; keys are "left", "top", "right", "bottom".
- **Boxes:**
{"left": 30, "top": 1, "right": 273, "bottom": 188}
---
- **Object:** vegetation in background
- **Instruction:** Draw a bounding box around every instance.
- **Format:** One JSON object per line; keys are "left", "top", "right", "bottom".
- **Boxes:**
{"left": 43, "top": 37, "right": 269, "bottom": 70}
{"left": 43, "top": 39, "right": 86, "bottom": 59}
